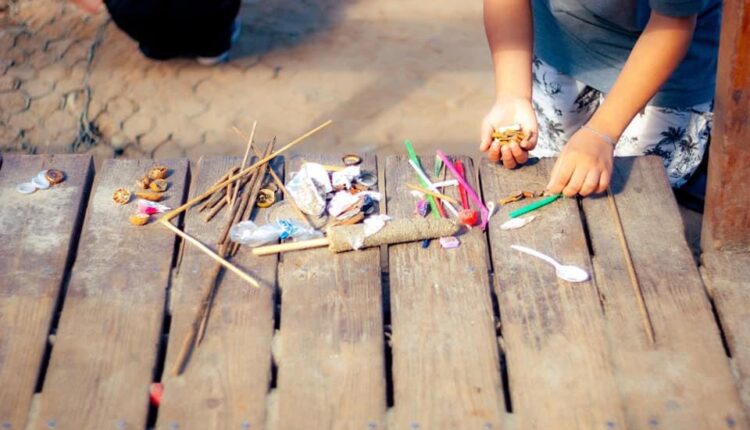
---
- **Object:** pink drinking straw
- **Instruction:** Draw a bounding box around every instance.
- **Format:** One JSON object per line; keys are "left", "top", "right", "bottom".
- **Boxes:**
{"left": 435, "top": 151, "right": 489, "bottom": 230}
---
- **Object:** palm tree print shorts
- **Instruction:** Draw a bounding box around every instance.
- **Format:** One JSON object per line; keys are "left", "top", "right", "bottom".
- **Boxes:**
{"left": 530, "top": 57, "right": 713, "bottom": 188}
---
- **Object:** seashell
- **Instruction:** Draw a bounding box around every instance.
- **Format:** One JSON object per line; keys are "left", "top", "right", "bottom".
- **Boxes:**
{"left": 149, "top": 179, "right": 168, "bottom": 192}
{"left": 45, "top": 169, "right": 65, "bottom": 185}
{"left": 256, "top": 189, "right": 275, "bottom": 208}
{"left": 147, "top": 165, "right": 168, "bottom": 180}
{"left": 135, "top": 191, "right": 163, "bottom": 202}
{"left": 113, "top": 188, "right": 132, "bottom": 205}
{"left": 129, "top": 213, "right": 150, "bottom": 226}
{"left": 136, "top": 176, "right": 151, "bottom": 189}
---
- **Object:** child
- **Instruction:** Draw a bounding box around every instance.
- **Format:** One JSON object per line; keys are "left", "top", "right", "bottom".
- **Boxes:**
{"left": 480, "top": 0, "right": 720, "bottom": 197}
{"left": 71, "top": 0, "right": 241, "bottom": 64}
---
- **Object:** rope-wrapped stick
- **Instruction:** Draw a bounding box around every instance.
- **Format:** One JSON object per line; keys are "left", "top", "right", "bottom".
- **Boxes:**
{"left": 252, "top": 218, "right": 460, "bottom": 256}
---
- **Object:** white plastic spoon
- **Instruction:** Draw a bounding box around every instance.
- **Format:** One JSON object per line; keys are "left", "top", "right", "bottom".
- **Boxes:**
{"left": 511, "top": 244, "right": 589, "bottom": 283}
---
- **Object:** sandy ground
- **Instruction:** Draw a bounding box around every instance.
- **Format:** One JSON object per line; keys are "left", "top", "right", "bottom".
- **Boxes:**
{"left": 0, "top": 0, "right": 703, "bottom": 254}
{"left": 0, "top": 0, "right": 493, "bottom": 159}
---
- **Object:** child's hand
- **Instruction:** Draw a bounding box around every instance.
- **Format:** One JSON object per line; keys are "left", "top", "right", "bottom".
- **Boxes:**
{"left": 546, "top": 128, "right": 614, "bottom": 197}
{"left": 480, "top": 97, "right": 538, "bottom": 169}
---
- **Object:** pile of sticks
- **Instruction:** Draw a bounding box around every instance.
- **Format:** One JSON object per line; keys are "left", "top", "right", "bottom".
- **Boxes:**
{"left": 160, "top": 119, "right": 332, "bottom": 375}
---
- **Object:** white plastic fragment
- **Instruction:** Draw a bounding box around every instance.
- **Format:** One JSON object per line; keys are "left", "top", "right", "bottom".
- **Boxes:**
{"left": 331, "top": 166, "right": 361, "bottom": 190}
{"left": 328, "top": 191, "right": 360, "bottom": 217}
{"left": 286, "top": 162, "right": 332, "bottom": 216}
{"left": 500, "top": 215, "right": 536, "bottom": 230}
{"left": 363, "top": 215, "right": 391, "bottom": 237}
{"left": 16, "top": 182, "right": 37, "bottom": 194}
{"left": 439, "top": 236, "right": 460, "bottom": 249}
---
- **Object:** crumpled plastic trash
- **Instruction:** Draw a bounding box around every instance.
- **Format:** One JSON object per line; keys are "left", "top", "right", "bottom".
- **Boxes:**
{"left": 331, "top": 166, "right": 361, "bottom": 190}
{"left": 229, "top": 219, "right": 323, "bottom": 247}
{"left": 286, "top": 162, "right": 332, "bottom": 216}
{"left": 348, "top": 215, "right": 391, "bottom": 250}
{"left": 137, "top": 199, "right": 171, "bottom": 215}
{"left": 439, "top": 236, "right": 460, "bottom": 249}
{"left": 328, "top": 190, "right": 360, "bottom": 217}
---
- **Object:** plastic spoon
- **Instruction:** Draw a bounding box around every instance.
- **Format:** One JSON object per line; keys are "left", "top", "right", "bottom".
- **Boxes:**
{"left": 511, "top": 244, "right": 589, "bottom": 283}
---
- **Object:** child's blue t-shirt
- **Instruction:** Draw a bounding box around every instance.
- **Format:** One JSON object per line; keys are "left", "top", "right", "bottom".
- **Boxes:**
{"left": 532, "top": 0, "right": 722, "bottom": 108}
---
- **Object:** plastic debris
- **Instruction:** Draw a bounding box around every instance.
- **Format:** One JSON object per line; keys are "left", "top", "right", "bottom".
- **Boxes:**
{"left": 416, "top": 199, "right": 430, "bottom": 217}
{"left": 500, "top": 215, "right": 536, "bottom": 230}
{"left": 363, "top": 215, "right": 391, "bottom": 237}
{"left": 331, "top": 166, "right": 361, "bottom": 190}
{"left": 286, "top": 163, "right": 331, "bottom": 216}
{"left": 32, "top": 172, "right": 50, "bottom": 190}
{"left": 439, "top": 236, "right": 460, "bottom": 249}
{"left": 16, "top": 182, "right": 37, "bottom": 194}
{"left": 328, "top": 191, "right": 361, "bottom": 217}
{"left": 149, "top": 383, "right": 164, "bottom": 407}
{"left": 137, "top": 199, "right": 171, "bottom": 215}
{"left": 230, "top": 219, "right": 322, "bottom": 247}
{"left": 458, "top": 209, "right": 479, "bottom": 227}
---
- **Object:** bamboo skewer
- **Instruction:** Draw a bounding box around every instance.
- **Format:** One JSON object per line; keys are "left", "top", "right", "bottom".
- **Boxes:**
{"left": 232, "top": 127, "right": 312, "bottom": 228}
{"left": 159, "top": 219, "right": 260, "bottom": 288}
{"left": 230, "top": 121, "right": 257, "bottom": 207}
{"left": 607, "top": 188, "right": 656, "bottom": 344}
{"left": 199, "top": 170, "right": 235, "bottom": 212}
{"left": 161, "top": 120, "right": 333, "bottom": 222}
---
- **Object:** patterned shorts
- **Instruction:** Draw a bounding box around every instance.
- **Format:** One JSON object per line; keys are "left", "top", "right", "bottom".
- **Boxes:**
{"left": 530, "top": 57, "right": 713, "bottom": 188}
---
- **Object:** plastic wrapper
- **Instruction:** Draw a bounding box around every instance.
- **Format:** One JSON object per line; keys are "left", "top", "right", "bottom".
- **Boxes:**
{"left": 230, "top": 219, "right": 323, "bottom": 247}
{"left": 328, "top": 191, "right": 360, "bottom": 217}
{"left": 439, "top": 236, "right": 460, "bottom": 249}
{"left": 137, "top": 199, "right": 171, "bottom": 215}
{"left": 331, "top": 166, "right": 361, "bottom": 190}
{"left": 286, "top": 163, "right": 331, "bottom": 216}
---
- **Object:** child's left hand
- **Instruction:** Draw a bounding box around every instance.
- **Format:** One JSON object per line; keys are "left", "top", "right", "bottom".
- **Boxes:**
{"left": 546, "top": 129, "right": 614, "bottom": 197}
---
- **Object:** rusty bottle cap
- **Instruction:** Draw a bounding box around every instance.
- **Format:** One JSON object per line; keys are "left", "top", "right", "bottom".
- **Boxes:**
{"left": 342, "top": 154, "right": 362, "bottom": 166}
{"left": 45, "top": 169, "right": 66, "bottom": 185}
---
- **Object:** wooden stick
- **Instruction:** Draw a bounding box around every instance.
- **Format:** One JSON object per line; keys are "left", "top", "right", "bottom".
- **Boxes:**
{"left": 204, "top": 198, "right": 228, "bottom": 222}
{"left": 252, "top": 237, "right": 331, "bottom": 256}
{"left": 607, "top": 189, "right": 656, "bottom": 344}
{"left": 159, "top": 219, "right": 261, "bottom": 288}
{"left": 199, "top": 169, "right": 236, "bottom": 212}
{"left": 231, "top": 121, "right": 257, "bottom": 207}
{"left": 406, "top": 183, "right": 459, "bottom": 205}
{"left": 161, "top": 120, "right": 333, "bottom": 221}
{"left": 233, "top": 127, "right": 313, "bottom": 228}
{"left": 219, "top": 140, "right": 274, "bottom": 246}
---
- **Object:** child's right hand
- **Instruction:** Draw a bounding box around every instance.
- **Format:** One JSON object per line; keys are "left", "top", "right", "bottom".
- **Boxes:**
{"left": 480, "top": 97, "right": 538, "bottom": 169}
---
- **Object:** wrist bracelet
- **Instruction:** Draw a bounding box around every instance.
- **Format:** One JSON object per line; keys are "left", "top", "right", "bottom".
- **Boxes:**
{"left": 581, "top": 125, "right": 617, "bottom": 146}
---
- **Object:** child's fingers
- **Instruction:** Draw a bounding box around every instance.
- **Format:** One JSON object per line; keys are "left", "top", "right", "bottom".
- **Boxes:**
{"left": 563, "top": 167, "right": 588, "bottom": 197}
{"left": 488, "top": 140, "right": 502, "bottom": 163}
{"left": 480, "top": 120, "right": 494, "bottom": 151}
{"left": 509, "top": 142, "right": 528, "bottom": 165}
{"left": 597, "top": 170, "right": 611, "bottom": 193}
{"left": 547, "top": 158, "right": 573, "bottom": 194}
{"left": 501, "top": 145, "right": 517, "bottom": 169}
{"left": 579, "top": 170, "right": 601, "bottom": 196}
{"left": 521, "top": 128, "right": 537, "bottom": 151}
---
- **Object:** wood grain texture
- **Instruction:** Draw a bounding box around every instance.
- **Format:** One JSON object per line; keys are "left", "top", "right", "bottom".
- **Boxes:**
{"left": 480, "top": 157, "right": 625, "bottom": 429}
{"left": 273, "top": 154, "right": 387, "bottom": 430}
{"left": 34, "top": 159, "right": 188, "bottom": 430}
{"left": 702, "top": 0, "right": 750, "bottom": 251}
{"left": 386, "top": 155, "right": 506, "bottom": 429}
{"left": 0, "top": 154, "right": 93, "bottom": 430}
{"left": 157, "top": 156, "right": 279, "bottom": 430}
{"left": 582, "top": 156, "right": 748, "bottom": 429}
{"left": 703, "top": 251, "right": 750, "bottom": 419}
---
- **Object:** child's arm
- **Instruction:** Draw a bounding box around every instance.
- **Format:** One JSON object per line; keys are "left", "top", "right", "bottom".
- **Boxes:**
{"left": 480, "top": 0, "right": 537, "bottom": 169}
{"left": 547, "top": 11, "right": 697, "bottom": 196}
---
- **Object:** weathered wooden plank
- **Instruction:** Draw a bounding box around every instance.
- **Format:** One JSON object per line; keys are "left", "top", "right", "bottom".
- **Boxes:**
{"left": 157, "top": 156, "right": 279, "bottom": 430}
{"left": 0, "top": 154, "right": 94, "bottom": 430}
{"left": 702, "top": 0, "right": 750, "bottom": 251}
{"left": 386, "top": 155, "right": 506, "bottom": 429}
{"left": 34, "top": 158, "right": 188, "bottom": 430}
{"left": 273, "top": 154, "right": 387, "bottom": 430}
{"left": 703, "top": 251, "right": 750, "bottom": 418}
{"left": 480, "top": 157, "right": 625, "bottom": 429}
{"left": 581, "top": 156, "right": 748, "bottom": 429}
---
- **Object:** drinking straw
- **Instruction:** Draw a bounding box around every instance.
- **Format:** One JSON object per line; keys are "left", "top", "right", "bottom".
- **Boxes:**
{"left": 508, "top": 193, "right": 562, "bottom": 219}
{"left": 405, "top": 140, "right": 442, "bottom": 219}
{"left": 408, "top": 159, "right": 459, "bottom": 217}
{"left": 435, "top": 151, "right": 490, "bottom": 230}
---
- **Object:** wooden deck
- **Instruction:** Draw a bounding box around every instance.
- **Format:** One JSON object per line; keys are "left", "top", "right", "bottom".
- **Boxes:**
{"left": 1, "top": 152, "right": 748, "bottom": 430}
